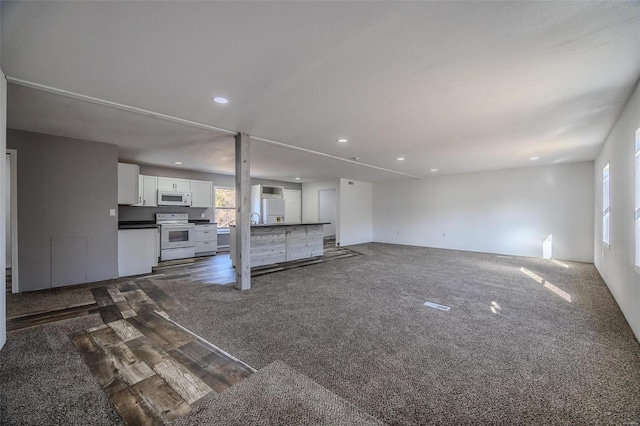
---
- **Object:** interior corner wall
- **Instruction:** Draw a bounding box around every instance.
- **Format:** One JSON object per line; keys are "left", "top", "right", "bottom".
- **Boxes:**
{"left": 593, "top": 79, "right": 640, "bottom": 341}
{"left": 7, "top": 129, "right": 119, "bottom": 292}
{"left": 373, "top": 162, "right": 594, "bottom": 262}
{"left": 338, "top": 178, "right": 372, "bottom": 246}
{"left": 0, "top": 69, "right": 7, "bottom": 350}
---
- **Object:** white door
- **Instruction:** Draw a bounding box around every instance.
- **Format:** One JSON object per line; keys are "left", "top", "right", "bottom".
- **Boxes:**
{"left": 283, "top": 189, "right": 301, "bottom": 223}
{"left": 318, "top": 189, "right": 336, "bottom": 237}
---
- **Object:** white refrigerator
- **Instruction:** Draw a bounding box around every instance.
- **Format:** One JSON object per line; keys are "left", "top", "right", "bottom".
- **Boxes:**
{"left": 263, "top": 198, "right": 285, "bottom": 224}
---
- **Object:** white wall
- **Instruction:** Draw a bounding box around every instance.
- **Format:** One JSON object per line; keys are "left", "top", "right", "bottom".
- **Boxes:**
{"left": 373, "top": 162, "right": 594, "bottom": 262}
{"left": 594, "top": 79, "right": 640, "bottom": 341}
{"left": 5, "top": 154, "right": 9, "bottom": 266}
{"left": 1, "top": 68, "right": 7, "bottom": 350}
{"left": 302, "top": 180, "right": 339, "bottom": 240}
{"left": 339, "top": 179, "right": 373, "bottom": 246}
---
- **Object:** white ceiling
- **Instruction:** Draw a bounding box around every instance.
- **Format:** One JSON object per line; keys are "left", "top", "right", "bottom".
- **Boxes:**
{"left": 2, "top": 1, "right": 639, "bottom": 182}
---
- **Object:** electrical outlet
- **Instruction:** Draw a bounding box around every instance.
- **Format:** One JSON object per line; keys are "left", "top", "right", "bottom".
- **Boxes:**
{"left": 109, "top": 209, "right": 116, "bottom": 217}
{"left": 201, "top": 213, "right": 205, "bottom": 218}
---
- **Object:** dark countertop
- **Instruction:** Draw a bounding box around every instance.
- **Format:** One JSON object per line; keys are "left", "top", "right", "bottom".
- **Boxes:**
{"left": 118, "top": 223, "right": 160, "bottom": 230}
{"left": 230, "top": 222, "right": 330, "bottom": 228}
{"left": 118, "top": 220, "right": 217, "bottom": 230}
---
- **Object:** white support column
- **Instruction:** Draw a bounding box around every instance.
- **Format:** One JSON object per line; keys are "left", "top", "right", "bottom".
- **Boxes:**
{"left": 235, "top": 132, "right": 251, "bottom": 291}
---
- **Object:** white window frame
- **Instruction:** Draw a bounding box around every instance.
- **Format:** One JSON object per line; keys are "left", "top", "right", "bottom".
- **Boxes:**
{"left": 602, "top": 163, "right": 610, "bottom": 246}
{"left": 214, "top": 186, "right": 236, "bottom": 228}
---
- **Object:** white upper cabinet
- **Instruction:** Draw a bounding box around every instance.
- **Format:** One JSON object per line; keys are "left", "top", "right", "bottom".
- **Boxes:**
{"left": 157, "top": 177, "right": 191, "bottom": 192}
{"left": 141, "top": 175, "right": 158, "bottom": 206}
{"left": 191, "top": 180, "right": 213, "bottom": 208}
{"left": 117, "top": 163, "right": 139, "bottom": 205}
{"left": 125, "top": 166, "right": 213, "bottom": 208}
{"left": 134, "top": 175, "right": 158, "bottom": 206}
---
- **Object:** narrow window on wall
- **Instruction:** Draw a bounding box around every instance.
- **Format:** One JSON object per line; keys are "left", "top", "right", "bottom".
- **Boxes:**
{"left": 214, "top": 187, "right": 236, "bottom": 228}
{"left": 603, "top": 163, "right": 610, "bottom": 245}
{"left": 635, "top": 129, "right": 640, "bottom": 268}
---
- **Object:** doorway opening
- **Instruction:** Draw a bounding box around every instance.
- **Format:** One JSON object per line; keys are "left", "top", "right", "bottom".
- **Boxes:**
{"left": 318, "top": 189, "right": 337, "bottom": 245}
{"left": 6, "top": 150, "right": 18, "bottom": 293}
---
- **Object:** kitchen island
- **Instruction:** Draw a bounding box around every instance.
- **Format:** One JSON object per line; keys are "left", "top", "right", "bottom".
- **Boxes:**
{"left": 230, "top": 223, "right": 329, "bottom": 267}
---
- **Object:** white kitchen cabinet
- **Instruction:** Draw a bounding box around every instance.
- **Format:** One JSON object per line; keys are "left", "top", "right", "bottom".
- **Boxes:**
{"left": 118, "top": 228, "right": 158, "bottom": 277}
{"left": 134, "top": 175, "right": 158, "bottom": 206}
{"left": 157, "top": 177, "right": 191, "bottom": 192}
{"left": 191, "top": 179, "right": 213, "bottom": 208}
{"left": 141, "top": 175, "right": 158, "bottom": 206}
{"left": 135, "top": 176, "right": 143, "bottom": 206}
{"left": 195, "top": 223, "right": 217, "bottom": 256}
{"left": 117, "top": 163, "right": 139, "bottom": 205}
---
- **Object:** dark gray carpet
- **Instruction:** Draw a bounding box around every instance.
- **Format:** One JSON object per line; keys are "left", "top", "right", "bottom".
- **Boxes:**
{"left": 174, "top": 360, "right": 384, "bottom": 426}
{"left": 154, "top": 243, "right": 640, "bottom": 425}
{"left": 0, "top": 314, "right": 123, "bottom": 426}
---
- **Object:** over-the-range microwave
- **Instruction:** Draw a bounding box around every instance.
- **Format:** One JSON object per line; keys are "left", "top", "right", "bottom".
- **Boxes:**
{"left": 157, "top": 191, "right": 192, "bottom": 206}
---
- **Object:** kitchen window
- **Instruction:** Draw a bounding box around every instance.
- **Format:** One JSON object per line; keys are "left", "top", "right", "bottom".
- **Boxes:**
{"left": 603, "top": 163, "right": 610, "bottom": 245}
{"left": 215, "top": 187, "right": 236, "bottom": 228}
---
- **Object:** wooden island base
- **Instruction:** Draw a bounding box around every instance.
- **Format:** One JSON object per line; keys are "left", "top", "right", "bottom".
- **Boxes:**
{"left": 230, "top": 223, "right": 327, "bottom": 268}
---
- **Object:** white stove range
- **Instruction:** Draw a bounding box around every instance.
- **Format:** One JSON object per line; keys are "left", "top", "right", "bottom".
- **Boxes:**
{"left": 156, "top": 213, "right": 196, "bottom": 261}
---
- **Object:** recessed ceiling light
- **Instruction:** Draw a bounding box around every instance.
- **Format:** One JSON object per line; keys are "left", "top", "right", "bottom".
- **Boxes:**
{"left": 174, "top": 161, "right": 182, "bottom": 165}
{"left": 213, "top": 96, "right": 228, "bottom": 104}
{"left": 295, "top": 177, "right": 301, "bottom": 180}
{"left": 397, "top": 157, "right": 405, "bottom": 161}
{"left": 530, "top": 157, "right": 539, "bottom": 160}
{"left": 337, "top": 138, "right": 348, "bottom": 143}
{"left": 431, "top": 168, "right": 438, "bottom": 172}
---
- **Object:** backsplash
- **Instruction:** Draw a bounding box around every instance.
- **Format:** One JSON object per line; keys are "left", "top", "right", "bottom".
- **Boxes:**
{"left": 118, "top": 205, "right": 212, "bottom": 222}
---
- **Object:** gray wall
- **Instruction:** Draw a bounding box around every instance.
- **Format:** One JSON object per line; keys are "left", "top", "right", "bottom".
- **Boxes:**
{"left": 119, "top": 164, "right": 302, "bottom": 222}
{"left": 8, "top": 129, "right": 119, "bottom": 292}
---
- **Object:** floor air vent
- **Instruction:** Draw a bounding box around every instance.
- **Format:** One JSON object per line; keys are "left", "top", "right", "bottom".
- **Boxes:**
{"left": 423, "top": 301, "right": 450, "bottom": 311}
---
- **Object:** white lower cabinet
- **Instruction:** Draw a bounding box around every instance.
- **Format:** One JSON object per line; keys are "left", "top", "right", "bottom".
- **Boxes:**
{"left": 118, "top": 228, "right": 159, "bottom": 277}
{"left": 195, "top": 224, "right": 217, "bottom": 256}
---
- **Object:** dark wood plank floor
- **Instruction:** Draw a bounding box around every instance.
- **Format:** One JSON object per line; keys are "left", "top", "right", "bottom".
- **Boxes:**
{"left": 73, "top": 280, "right": 254, "bottom": 425}
{"left": 6, "top": 241, "right": 358, "bottom": 331}
{"left": 151, "top": 239, "right": 359, "bottom": 283}
{"left": 7, "top": 237, "right": 358, "bottom": 424}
